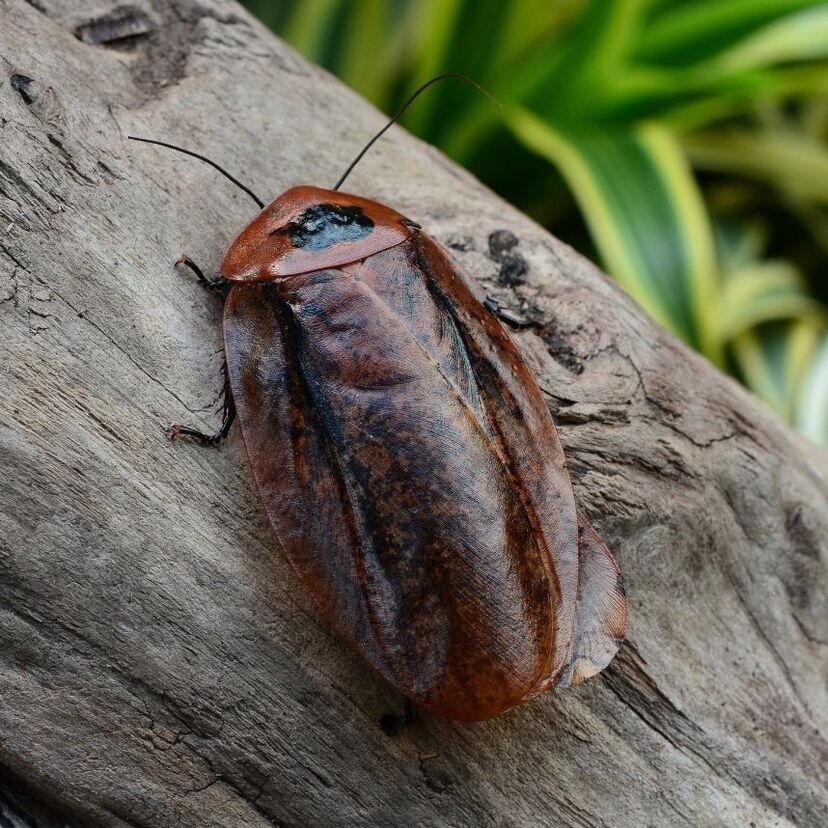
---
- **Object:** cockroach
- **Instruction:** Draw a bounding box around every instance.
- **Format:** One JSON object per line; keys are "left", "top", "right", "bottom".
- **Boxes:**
{"left": 130, "top": 74, "right": 627, "bottom": 724}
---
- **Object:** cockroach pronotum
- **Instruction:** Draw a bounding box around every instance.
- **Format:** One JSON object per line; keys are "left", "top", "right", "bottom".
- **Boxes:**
{"left": 130, "top": 74, "right": 627, "bottom": 725}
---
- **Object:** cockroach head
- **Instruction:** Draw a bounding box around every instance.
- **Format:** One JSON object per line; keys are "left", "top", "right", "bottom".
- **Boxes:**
{"left": 129, "top": 75, "right": 496, "bottom": 285}
{"left": 220, "top": 186, "right": 413, "bottom": 283}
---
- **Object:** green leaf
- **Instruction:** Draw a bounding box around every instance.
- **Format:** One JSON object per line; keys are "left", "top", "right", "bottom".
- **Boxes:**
{"left": 713, "top": 5, "right": 828, "bottom": 72}
{"left": 280, "top": 0, "right": 345, "bottom": 65}
{"left": 397, "top": 0, "right": 466, "bottom": 136}
{"left": 336, "top": 2, "right": 396, "bottom": 104}
{"left": 505, "top": 108, "right": 719, "bottom": 357}
{"left": 523, "top": 0, "right": 649, "bottom": 121}
{"left": 796, "top": 333, "right": 828, "bottom": 445}
{"left": 636, "top": 0, "right": 825, "bottom": 67}
{"left": 732, "top": 321, "right": 821, "bottom": 421}
{"left": 684, "top": 129, "right": 828, "bottom": 205}
{"left": 716, "top": 262, "right": 825, "bottom": 341}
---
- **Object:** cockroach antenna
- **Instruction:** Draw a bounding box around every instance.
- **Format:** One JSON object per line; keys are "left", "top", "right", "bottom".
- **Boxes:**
{"left": 127, "top": 136, "right": 265, "bottom": 209}
{"left": 332, "top": 72, "right": 500, "bottom": 192}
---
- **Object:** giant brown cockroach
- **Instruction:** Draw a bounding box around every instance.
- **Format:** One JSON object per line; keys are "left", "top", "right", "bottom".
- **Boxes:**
{"left": 130, "top": 75, "right": 627, "bottom": 724}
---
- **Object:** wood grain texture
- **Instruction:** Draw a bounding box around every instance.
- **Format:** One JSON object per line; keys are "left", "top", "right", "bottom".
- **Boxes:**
{"left": 0, "top": 1, "right": 825, "bottom": 825}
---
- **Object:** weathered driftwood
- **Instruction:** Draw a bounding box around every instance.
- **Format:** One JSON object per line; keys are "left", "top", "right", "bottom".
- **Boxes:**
{"left": 0, "top": 1, "right": 826, "bottom": 825}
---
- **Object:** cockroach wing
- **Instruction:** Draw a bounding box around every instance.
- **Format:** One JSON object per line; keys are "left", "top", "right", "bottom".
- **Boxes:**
{"left": 224, "top": 231, "right": 626, "bottom": 721}
{"left": 225, "top": 262, "right": 566, "bottom": 721}
{"left": 412, "top": 232, "right": 627, "bottom": 690}
{"left": 559, "top": 515, "right": 628, "bottom": 687}
{"left": 223, "top": 285, "right": 384, "bottom": 662}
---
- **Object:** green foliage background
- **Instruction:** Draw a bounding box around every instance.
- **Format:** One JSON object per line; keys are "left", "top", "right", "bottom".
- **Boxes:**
{"left": 243, "top": 0, "right": 828, "bottom": 446}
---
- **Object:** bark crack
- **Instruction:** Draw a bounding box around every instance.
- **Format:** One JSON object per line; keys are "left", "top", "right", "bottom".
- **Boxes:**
{"left": 0, "top": 239, "right": 206, "bottom": 419}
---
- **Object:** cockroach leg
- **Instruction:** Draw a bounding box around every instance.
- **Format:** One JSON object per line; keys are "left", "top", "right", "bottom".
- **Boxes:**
{"left": 168, "top": 372, "right": 237, "bottom": 447}
{"left": 484, "top": 296, "right": 543, "bottom": 331}
{"left": 379, "top": 697, "right": 415, "bottom": 736}
{"left": 167, "top": 257, "right": 235, "bottom": 446}
{"left": 175, "top": 255, "right": 230, "bottom": 295}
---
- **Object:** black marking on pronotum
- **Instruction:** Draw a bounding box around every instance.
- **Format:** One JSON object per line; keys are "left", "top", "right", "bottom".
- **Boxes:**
{"left": 276, "top": 204, "right": 375, "bottom": 251}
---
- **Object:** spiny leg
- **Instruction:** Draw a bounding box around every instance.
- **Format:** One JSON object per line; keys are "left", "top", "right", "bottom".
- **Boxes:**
{"left": 168, "top": 255, "right": 236, "bottom": 446}
{"left": 484, "top": 296, "right": 543, "bottom": 331}
{"left": 175, "top": 255, "right": 230, "bottom": 294}
{"left": 169, "top": 371, "right": 236, "bottom": 446}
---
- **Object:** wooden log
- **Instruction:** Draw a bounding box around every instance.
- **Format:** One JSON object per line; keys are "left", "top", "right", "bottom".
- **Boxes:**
{"left": 1, "top": 1, "right": 826, "bottom": 825}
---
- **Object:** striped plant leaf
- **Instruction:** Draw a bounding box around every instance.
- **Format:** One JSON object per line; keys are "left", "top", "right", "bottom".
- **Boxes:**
{"left": 732, "top": 321, "right": 822, "bottom": 421}
{"left": 796, "top": 333, "right": 828, "bottom": 444}
{"left": 505, "top": 108, "right": 719, "bottom": 357}
{"left": 716, "top": 262, "right": 825, "bottom": 341}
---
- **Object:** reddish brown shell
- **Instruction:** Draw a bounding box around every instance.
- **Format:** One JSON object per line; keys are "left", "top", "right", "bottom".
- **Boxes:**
{"left": 221, "top": 185, "right": 412, "bottom": 282}
{"left": 221, "top": 188, "right": 627, "bottom": 721}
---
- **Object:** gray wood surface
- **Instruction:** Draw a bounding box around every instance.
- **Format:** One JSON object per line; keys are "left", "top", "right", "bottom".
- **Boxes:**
{"left": 1, "top": 1, "right": 826, "bottom": 825}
